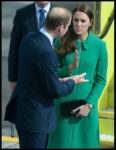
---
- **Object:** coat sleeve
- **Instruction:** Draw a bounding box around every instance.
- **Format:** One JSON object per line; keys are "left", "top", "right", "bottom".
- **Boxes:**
{"left": 8, "top": 10, "right": 22, "bottom": 81}
{"left": 86, "top": 42, "right": 108, "bottom": 107}
{"left": 54, "top": 38, "right": 71, "bottom": 78}
{"left": 37, "top": 50, "right": 75, "bottom": 99}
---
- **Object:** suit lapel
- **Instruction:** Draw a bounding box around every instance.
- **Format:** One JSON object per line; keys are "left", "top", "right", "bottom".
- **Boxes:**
{"left": 29, "top": 3, "right": 54, "bottom": 31}
{"left": 29, "top": 3, "right": 38, "bottom": 31}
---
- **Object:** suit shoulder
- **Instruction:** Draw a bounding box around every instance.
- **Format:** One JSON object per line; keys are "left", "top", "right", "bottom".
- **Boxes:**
{"left": 22, "top": 31, "right": 51, "bottom": 50}
{"left": 17, "top": 3, "right": 34, "bottom": 13}
{"left": 16, "top": 3, "right": 35, "bottom": 18}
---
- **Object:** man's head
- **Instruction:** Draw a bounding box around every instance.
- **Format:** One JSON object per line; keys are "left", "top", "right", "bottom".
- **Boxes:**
{"left": 44, "top": 7, "right": 72, "bottom": 37}
{"left": 35, "top": 1, "right": 50, "bottom": 8}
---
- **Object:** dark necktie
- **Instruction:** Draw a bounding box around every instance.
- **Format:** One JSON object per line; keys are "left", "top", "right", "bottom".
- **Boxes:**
{"left": 39, "top": 9, "right": 46, "bottom": 29}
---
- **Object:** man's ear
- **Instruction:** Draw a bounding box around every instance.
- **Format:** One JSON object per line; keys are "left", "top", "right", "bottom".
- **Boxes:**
{"left": 56, "top": 26, "right": 61, "bottom": 32}
{"left": 56, "top": 25, "right": 64, "bottom": 32}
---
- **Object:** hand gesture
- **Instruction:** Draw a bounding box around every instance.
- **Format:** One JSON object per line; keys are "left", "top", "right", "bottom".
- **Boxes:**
{"left": 71, "top": 72, "right": 89, "bottom": 84}
{"left": 69, "top": 49, "right": 79, "bottom": 72}
{"left": 72, "top": 49, "right": 78, "bottom": 68}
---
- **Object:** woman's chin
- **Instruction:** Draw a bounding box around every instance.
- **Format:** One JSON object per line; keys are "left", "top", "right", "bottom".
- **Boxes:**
{"left": 75, "top": 31, "right": 82, "bottom": 35}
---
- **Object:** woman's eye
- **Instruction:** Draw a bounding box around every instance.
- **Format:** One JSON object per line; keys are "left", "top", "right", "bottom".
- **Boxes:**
{"left": 81, "top": 19, "right": 86, "bottom": 23}
{"left": 74, "top": 19, "right": 86, "bottom": 23}
{"left": 74, "top": 18, "right": 78, "bottom": 22}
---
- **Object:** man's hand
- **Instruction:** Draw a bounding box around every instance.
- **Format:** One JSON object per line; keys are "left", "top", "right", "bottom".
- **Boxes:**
{"left": 71, "top": 73, "right": 89, "bottom": 84}
{"left": 9, "top": 82, "right": 16, "bottom": 93}
{"left": 59, "top": 72, "right": 89, "bottom": 84}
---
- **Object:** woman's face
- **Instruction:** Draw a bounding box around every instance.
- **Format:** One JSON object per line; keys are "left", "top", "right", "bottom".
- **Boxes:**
{"left": 73, "top": 11, "right": 92, "bottom": 38}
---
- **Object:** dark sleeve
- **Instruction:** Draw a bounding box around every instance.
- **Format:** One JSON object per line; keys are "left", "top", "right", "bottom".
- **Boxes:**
{"left": 8, "top": 10, "right": 22, "bottom": 81}
{"left": 37, "top": 50, "right": 75, "bottom": 99}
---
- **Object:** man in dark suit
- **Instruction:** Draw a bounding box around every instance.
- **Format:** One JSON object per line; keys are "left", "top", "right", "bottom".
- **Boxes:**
{"left": 8, "top": 1, "right": 53, "bottom": 92}
{"left": 5, "top": 7, "right": 89, "bottom": 148}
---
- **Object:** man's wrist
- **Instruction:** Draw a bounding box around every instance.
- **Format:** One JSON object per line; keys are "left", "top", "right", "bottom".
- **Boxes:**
{"left": 70, "top": 77, "right": 76, "bottom": 84}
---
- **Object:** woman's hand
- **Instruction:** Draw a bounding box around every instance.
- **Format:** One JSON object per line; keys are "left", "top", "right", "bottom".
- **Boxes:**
{"left": 69, "top": 49, "right": 79, "bottom": 72}
{"left": 72, "top": 103, "right": 91, "bottom": 117}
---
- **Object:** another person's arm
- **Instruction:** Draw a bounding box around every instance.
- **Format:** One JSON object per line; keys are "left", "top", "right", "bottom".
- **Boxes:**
{"left": 9, "top": 82, "right": 17, "bottom": 93}
{"left": 59, "top": 73, "right": 89, "bottom": 84}
{"left": 86, "top": 42, "right": 108, "bottom": 107}
{"left": 54, "top": 38, "right": 78, "bottom": 78}
{"left": 69, "top": 49, "right": 78, "bottom": 72}
{"left": 8, "top": 10, "right": 21, "bottom": 83}
{"left": 37, "top": 50, "right": 89, "bottom": 99}
{"left": 72, "top": 42, "right": 108, "bottom": 117}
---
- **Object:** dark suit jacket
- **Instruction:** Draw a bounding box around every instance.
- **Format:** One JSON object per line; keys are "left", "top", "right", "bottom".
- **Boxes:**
{"left": 5, "top": 31, "right": 75, "bottom": 133}
{"left": 8, "top": 2, "right": 54, "bottom": 81}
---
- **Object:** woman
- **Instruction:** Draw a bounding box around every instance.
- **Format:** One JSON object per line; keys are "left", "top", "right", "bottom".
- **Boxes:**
{"left": 47, "top": 4, "right": 108, "bottom": 149}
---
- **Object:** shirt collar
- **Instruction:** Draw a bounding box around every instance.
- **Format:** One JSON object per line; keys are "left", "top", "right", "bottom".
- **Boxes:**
{"left": 35, "top": 2, "right": 51, "bottom": 13}
{"left": 40, "top": 28, "right": 53, "bottom": 46}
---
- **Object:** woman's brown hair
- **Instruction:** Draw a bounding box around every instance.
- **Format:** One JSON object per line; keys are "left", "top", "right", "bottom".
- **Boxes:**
{"left": 56, "top": 4, "right": 94, "bottom": 57}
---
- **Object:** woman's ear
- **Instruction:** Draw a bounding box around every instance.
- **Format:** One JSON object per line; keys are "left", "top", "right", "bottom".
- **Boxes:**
{"left": 90, "top": 19, "right": 94, "bottom": 26}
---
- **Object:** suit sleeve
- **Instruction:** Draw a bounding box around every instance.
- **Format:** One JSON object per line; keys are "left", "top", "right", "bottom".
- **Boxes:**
{"left": 37, "top": 50, "right": 75, "bottom": 99}
{"left": 86, "top": 42, "right": 108, "bottom": 107}
{"left": 8, "top": 10, "right": 22, "bottom": 81}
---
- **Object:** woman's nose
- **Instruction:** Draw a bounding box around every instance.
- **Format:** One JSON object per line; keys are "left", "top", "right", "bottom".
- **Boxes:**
{"left": 77, "top": 20, "right": 81, "bottom": 26}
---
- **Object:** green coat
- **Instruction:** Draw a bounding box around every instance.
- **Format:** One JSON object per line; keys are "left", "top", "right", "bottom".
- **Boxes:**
{"left": 47, "top": 31, "right": 108, "bottom": 149}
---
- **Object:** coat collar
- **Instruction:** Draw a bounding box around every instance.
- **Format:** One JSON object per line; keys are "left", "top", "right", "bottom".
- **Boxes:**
{"left": 76, "top": 31, "right": 93, "bottom": 50}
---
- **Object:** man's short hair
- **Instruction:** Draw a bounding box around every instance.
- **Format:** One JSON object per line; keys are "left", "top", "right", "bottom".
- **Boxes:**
{"left": 44, "top": 7, "right": 72, "bottom": 30}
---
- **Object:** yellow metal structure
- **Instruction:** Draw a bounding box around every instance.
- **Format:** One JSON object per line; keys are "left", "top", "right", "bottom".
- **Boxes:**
{"left": 2, "top": 136, "right": 19, "bottom": 143}
{"left": 93, "top": 1, "right": 114, "bottom": 149}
